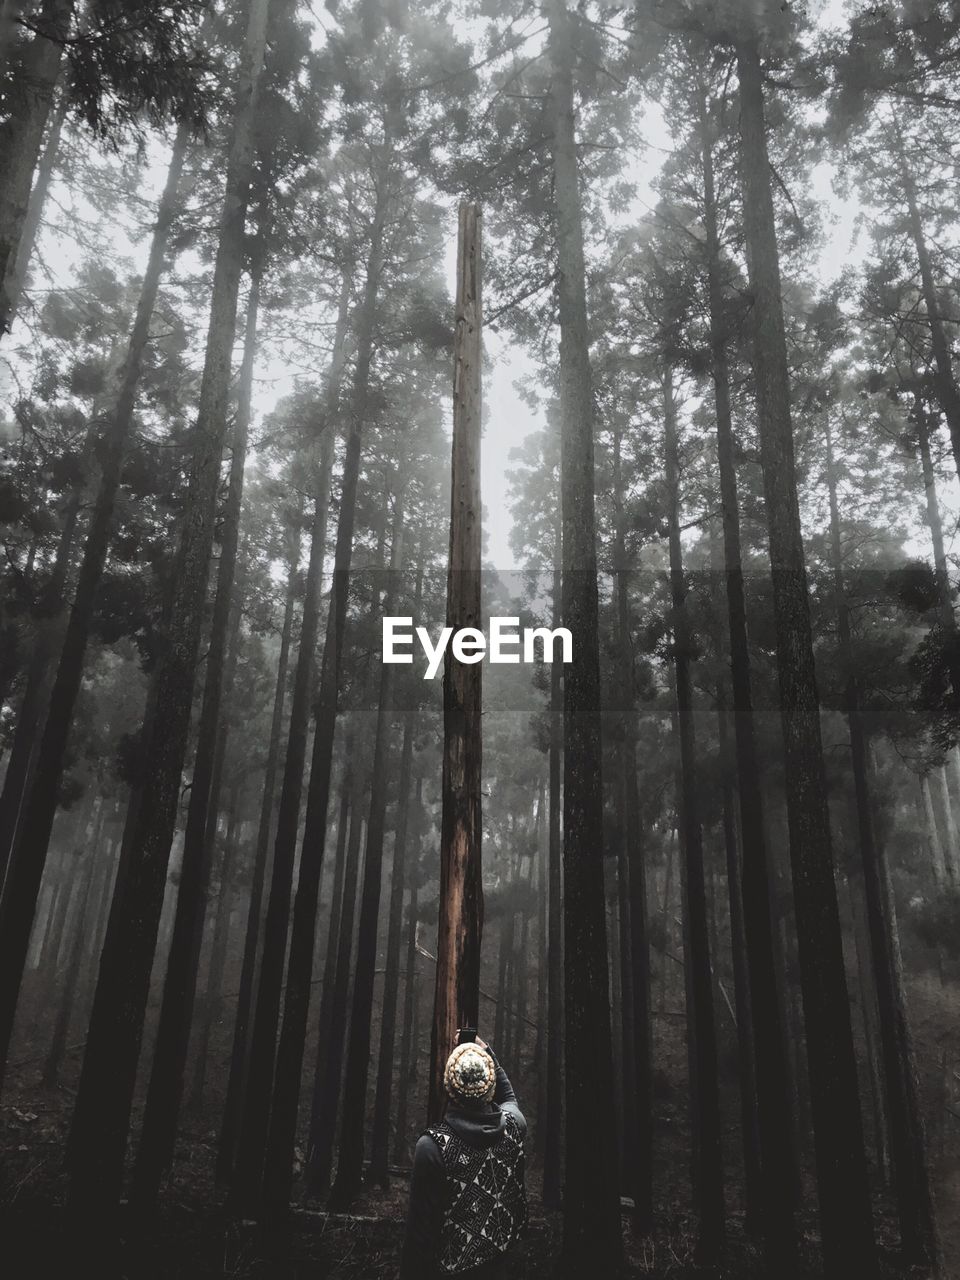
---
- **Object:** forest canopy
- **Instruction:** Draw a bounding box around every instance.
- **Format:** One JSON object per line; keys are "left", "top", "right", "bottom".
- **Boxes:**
{"left": 1, "top": 0, "right": 960, "bottom": 1277}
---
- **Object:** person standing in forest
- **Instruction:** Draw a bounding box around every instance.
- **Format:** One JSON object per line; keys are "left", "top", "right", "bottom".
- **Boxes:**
{"left": 401, "top": 1036, "right": 527, "bottom": 1279}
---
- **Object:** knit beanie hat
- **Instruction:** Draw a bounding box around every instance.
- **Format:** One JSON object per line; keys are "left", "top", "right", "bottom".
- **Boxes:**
{"left": 443, "top": 1042, "right": 497, "bottom": 1105}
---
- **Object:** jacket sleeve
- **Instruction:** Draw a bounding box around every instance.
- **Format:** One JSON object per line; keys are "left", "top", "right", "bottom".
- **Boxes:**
{"left": 401, "top": 1133, "right": 446, "bottom": 1280}
{"left": 489, "top": 1048, "right": 527, "bottom": 1137}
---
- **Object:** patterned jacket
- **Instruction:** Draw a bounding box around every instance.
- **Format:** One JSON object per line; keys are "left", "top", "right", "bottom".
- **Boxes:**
{"left": 401, "top": 1052, "right": 527, "bottom": 1279}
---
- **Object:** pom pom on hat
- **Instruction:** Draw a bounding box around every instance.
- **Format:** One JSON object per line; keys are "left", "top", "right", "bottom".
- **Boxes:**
{"left": 443, "top": 1042, "right": 496, "bottom": 1104}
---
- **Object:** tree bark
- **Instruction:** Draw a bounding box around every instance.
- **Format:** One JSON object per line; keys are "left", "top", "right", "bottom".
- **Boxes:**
{"left": 428, "top": 202, "right": 484, "bottom": 1122}
{"left": 546, "top": 5, "right": 620, "bottom": 1268}
{"left": 394, "top": 800, "right": 422, "bottom": 1166}
{"left": 64, "top": 0, "right": 272, "bottom": 1218}
{"left": 736, "top": 37, "right": 875, "bottom": 1275}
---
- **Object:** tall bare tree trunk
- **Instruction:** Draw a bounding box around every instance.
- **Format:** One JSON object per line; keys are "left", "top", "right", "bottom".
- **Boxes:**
{"left": 542, "top": 539, "right": 565, "bottom": 1213}
{"left": 736, "top": 37, "right": 875, "bottom": 1275}
{"left": 394, "top": 801, "right": 422, "bottom": 1166}
{"left": 697, "top": 65, "right": 798, "bottom": 1268}
{"left": 546, "top": 5, "right": 620, "bottom": 1268}
{"left": 428, "top": 203, "right": 484, "bottom": 1123}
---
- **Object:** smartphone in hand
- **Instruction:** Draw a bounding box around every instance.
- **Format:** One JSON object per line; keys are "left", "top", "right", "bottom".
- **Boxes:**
{"left": 457, "top": 1027, "right": 477, "bottom": 1045}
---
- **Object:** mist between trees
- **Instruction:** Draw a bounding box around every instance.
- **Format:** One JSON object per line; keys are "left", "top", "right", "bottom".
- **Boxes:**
{"left": 1, "top": 0, "right": 960, "bottom": 1278}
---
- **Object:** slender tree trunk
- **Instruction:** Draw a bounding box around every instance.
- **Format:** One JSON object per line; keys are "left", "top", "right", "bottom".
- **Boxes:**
{"left": 216, "top": 503, "right": 302, "bottom": 1185}
{"left": 302, "top": 773, "right": 351, "bottom": 1190}
{"left": 41, "top": 846, "right": 96, "bottom": 1088}
{"left": 429, "top": 203, "right": 484, "bottom": 1122}
{"left": 825, "top": 415, "right": 940, "bottom": 1270}
{"left": 0, "top": 119, "right": 191, "bottom": 1085}
{"left": 369, "top": 570, "right": 423, "bottom": 1186}
{"left": 937, "top": 768, "right": 960, "bottom": 884}
{"left": 394, "top": 809, "right": 422, "bottom": 1166}
{"left": 534, "top": 775, "right": 548, "bottom": 1160}
{"left": 915, "top": 404, "right": 960, "bottom": 707}
{"left": 259, "top": 202, "right": 386, "bottom": 1219}
{"left": 230, "top": 272, "right": 348, "bottom": 1211}
{"left": 188, "top": 800, "right": 241, "bottom": 1112}
{"left": 736, "top": 38, "right": 875, "bottom": 1275}
{"left": 547, "top": 6, "right": 620, "bottom": 1268}
{"left": 304, "top": 765, "right": 366, "bottom": 1197}
{"left": 131, "top": 275, "right": 260, "bottom": 1213}
{"left": 921, "top": 775, "right": 947, "bottom": 887}
{"left": 697, "top": 67, "right": 798, "bottom": 1265}
{"left": 542, "top": 550, "right": 563, "bottom": 1210}
{"left": 64, "top": 0, "right": 272, "bottom": 1218}
{"left": 612, "top": 424, "right": 653, "bottom": 1230}
{"left": 663, "top": 368, "right": 724, "bottom": 1266}
{"left": 4, "top": 89, "right": 66, "bottom": 327}
{"left": 717, "top": 687, "right": 762, "bottom": 1232}
{"left": 0, "top": 0, "right": 70, "bottom": 336}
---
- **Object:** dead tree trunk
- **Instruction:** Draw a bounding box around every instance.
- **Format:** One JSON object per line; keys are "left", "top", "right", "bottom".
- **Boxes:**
{"left": 428, "top": 203, "right": 484, "bottom": 1122}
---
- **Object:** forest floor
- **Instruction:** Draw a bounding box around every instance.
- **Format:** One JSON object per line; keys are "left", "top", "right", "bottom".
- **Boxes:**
{"left": 0, "top": 961, "right": 956, "bottom": 1277}
{"left": 0, "top": 1082, "right": 940, "bottom": 1279}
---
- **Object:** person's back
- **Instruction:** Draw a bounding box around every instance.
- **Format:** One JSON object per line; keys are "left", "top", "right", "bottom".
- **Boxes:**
{"left": 401, "top": 1038, "right": 527, "bottom": 1279}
